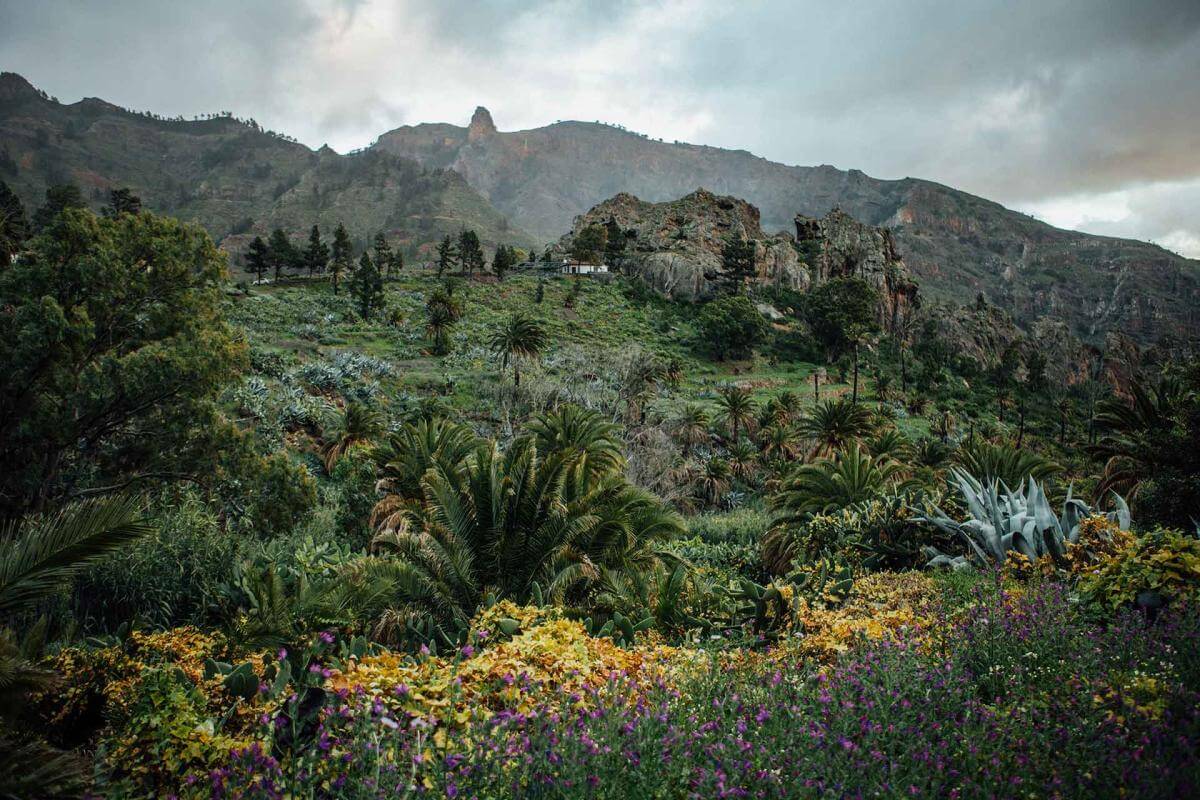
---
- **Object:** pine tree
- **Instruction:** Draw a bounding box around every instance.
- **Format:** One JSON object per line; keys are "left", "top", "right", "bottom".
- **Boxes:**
{"left": 32, "top": 183, "right": 85, "bottom": 232}
{"left": 390, "top": 248, "right": 404, "bottom": 275}
{"left": 436, "top": 235, "right": 457, "bottom": 278}
{"left": 105, "top": 187, "right": 142, "bottom": 217}
{"left": 535, "top": 276, "right": 545, "bottom": 304}
{"left": 330, "top": 222, "right": 353, "bottom": 294}
{"left": 458, "top": 230, "right": 485, "bottom": 275}
{"left": 349, "top": 252, "right": 385, "bottom": 319}
{"left": 303, "top": 224, "right": 329, "bottom": 278}
{"left": 267, "top": 228, "right": 298, "bottom": 282}
{"left": 373, "top": 232, "right": 393, "bottom": 278}
{"left": 245, "top": 235, "right": 270, "bottom": 283}
{"left": 705, "top": 233, "right": 756, "bottom": 295}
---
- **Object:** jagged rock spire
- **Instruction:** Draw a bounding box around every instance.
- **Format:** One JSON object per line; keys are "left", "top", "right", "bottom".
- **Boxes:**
{"left": 467, "top": 106, "right": 496, "bottom": 141}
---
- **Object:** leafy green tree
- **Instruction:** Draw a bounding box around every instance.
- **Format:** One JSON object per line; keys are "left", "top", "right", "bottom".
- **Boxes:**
{"left": 435, "top": 235, "right": 457, "bottom": 277}
{"left": 267, "top": 227, "right": 299, "bottom": 282}
{"left": 488, "top": 312, "right": 548, "bottom": 386}
{"left": 330, "top": 222, "right": 353, "bottom": 294}
{"left": 953, "top": 439, "right": 1061, "bottom": 489}
{"left": 31, "top": 183, "right": 84, "bottom": 232}
{"left": 696, "top": 294, "right": 768, "bottom": 360}
{"left": 804, "top": 277, "right": 880, "bottom": 403}
{"left": 458, "top": 229, "right": 485, "bottom": 275}
{"left": 0, "top": 180, "right": 28, "bottom": 267}
{"left": 303, "top": 224, "right": 329, "bottom": 277}
{"left": 670, "top": 403, "right": 711, "bottom": 454}
{"left": 603, "top": 218, "right": 626, "bottom": 263}
{"left": 0, "top": 208, "right": 248, "bottom": 517}
{"left": 526, "top": 403, "right": 624, "bottom": 489}
{"left": 571, "top": 223, "right": 607, "bottom": 263}
{"left": 104, "top": 187, "right": 142, "bottom": 217}
{"left": 370, "top": 418, "right": 481, "bottom": 533}
{"left": 245, "top": 235, "right": 270, "bottom": 283}
{"left": 771, "top": 445, "right": 904, "bottom": 524}
{"left": 348, "top": 251, "right": 385, "bottom": 319}
{"left": 705, "top": 233, "right": 756, "bottom": 295}
{"left": 492, "top": 244, "right": 516, "bottom": 279}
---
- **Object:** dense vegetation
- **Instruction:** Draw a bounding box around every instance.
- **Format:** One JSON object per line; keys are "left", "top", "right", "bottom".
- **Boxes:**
{"left": 1, "top": 185, "right": 1198, "bottom": 798}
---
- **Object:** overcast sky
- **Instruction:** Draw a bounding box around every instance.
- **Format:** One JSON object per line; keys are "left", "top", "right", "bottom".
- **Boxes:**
{"left": 2, "top": 0, "right": 1198, "bottom": 256}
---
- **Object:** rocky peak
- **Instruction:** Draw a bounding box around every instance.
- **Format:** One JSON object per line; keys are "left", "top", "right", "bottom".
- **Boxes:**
{"left": 0, "top": 72, "right": 41, "bottom": 105}
{"left": 467, "top": 106, "right": 496, "bottom": 142}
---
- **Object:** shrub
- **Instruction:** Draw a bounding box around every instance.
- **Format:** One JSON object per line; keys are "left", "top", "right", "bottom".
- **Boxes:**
{"left": 695, "top": 294, "right": 768, "bottom": 360}
{"left": 71, "top": 492, "right": 241, "bottom": 631}
{"left": 1082, "top": 527, "right": 1200, "bottom": 613}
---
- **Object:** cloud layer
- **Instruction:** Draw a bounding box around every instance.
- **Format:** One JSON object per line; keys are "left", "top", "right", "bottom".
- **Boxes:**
{"left": 2, "top": 0, "right": 1198, "bottom": 255}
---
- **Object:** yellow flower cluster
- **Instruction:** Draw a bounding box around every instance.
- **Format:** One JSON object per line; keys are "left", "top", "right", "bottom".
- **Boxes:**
{"left": 333, "top": 613, "right": 704, "bottom": 725}
{"left": 785, "top": 572, "right": 938, "bottom": 660}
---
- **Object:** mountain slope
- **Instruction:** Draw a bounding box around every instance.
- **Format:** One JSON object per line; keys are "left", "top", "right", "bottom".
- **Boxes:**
{"left": 374, "top": 108, "right": 1200, "bottom": 342}
{"left": 0, "top": 73, "right": 532, "bottom": 258}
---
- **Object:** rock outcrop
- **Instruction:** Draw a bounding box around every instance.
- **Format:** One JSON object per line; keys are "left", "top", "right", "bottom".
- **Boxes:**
{"left": 556, "top": 189, "right": 804, "bottom": 300}
{"left": 557, "top": 190, "right": 917, "bottom": 333}
{"left": 794, "top": 208, "right": 918, "bottom": 334}
{"left": 467, "top": 106, "right": 496, "bottom": 142}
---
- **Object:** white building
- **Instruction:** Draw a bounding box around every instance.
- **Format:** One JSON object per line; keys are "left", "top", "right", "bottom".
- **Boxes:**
{"left": 561, "top": 260, "right": 609, "bottom": 275}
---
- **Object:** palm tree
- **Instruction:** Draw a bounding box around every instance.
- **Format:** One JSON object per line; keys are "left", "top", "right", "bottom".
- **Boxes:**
{"left": 770, "top": 445, "right": 904, "bottom": 524}
{"left": 488, "top": 312, "right": 548, "bottom": 386}
{"left": 1, "top": 496, "right": 151, "bottom": 797}
{"left": 526, "top": 403, "right": 624, "bottom": 489}
{"left": 698, "top": 457, "right": 732, "bottom": 507}
{"left": 761, "top": 391, "right": 801, "bottom": 428}
{"left": 321, "top": 402, "right": 384, "bottom": 472}
{"left": 726, "top": 439, "right": 759, "bottom": 483}
{"left": 424, "top": 300, "right": 456, "bottom": 355}
{"left": 795, "top": 398, "right": 874, "bottom": 458}
{"left": 866, "top": 427, "right": 913, "bottom": 463}
{"left": 715, "top": 384, "right": 757, "bottom": 443}
{"left": 758, "top": 423, "right": 801, "bottom": 463}
{"left": 370, "top": 418, "right": 480, "bottom": 535}
{"left": 670, "top": 403, "right": 711, "bottom": 454}
{"left": 1090, "top": 375, "right": 1183, "bottom": 500}
{"left": 953, "top": 438, "right": 1061, "bottom": 489}
{"left": 371, "top": 438, "right": 684, "bottom": 631}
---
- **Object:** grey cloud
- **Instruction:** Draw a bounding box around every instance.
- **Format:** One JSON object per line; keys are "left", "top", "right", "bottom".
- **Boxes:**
{"left": 1, "top": 0, "right": 1198, "bottom": 250}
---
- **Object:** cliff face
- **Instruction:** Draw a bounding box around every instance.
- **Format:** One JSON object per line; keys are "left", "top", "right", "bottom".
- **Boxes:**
{"left": 374, "top": 109, "right": 1200, "bottom": 344}
{"left": 558, "top": 190, "right": 916, "bottom": 333}
{"left": 794, "top": 209, "right": 918, "bottom": 334}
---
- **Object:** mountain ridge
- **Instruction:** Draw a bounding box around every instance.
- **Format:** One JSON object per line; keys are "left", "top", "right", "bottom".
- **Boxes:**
{"left": 1, "top": 72, "right": 1196, "bottom": 342}
{"left": 374, "top": 107, "right": 1200, "bottom": 343}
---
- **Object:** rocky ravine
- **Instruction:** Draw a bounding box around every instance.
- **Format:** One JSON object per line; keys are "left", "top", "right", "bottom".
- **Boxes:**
{"left": 556, "top": 189, "right": 917, "bottom": 334}
{"left": 375, "top": 108, "right": 1200, "bottom": 344}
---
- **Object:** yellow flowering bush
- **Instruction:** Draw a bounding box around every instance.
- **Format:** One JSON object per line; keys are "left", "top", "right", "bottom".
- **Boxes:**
{"left": 332, "top": 610, "right": 705, "bottom": 725}
{"left": 37, "top": 627, "right": 227, "bottom": 732}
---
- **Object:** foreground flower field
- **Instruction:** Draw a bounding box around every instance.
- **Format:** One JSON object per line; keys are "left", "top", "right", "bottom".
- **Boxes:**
{"left": 33, "top": 573, "right": 1200, "bottom": 799}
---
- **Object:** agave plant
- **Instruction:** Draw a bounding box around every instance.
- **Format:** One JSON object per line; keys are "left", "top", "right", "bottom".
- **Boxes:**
{"left": 922, "top": 468, "right": 1130, "bottom": 569}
